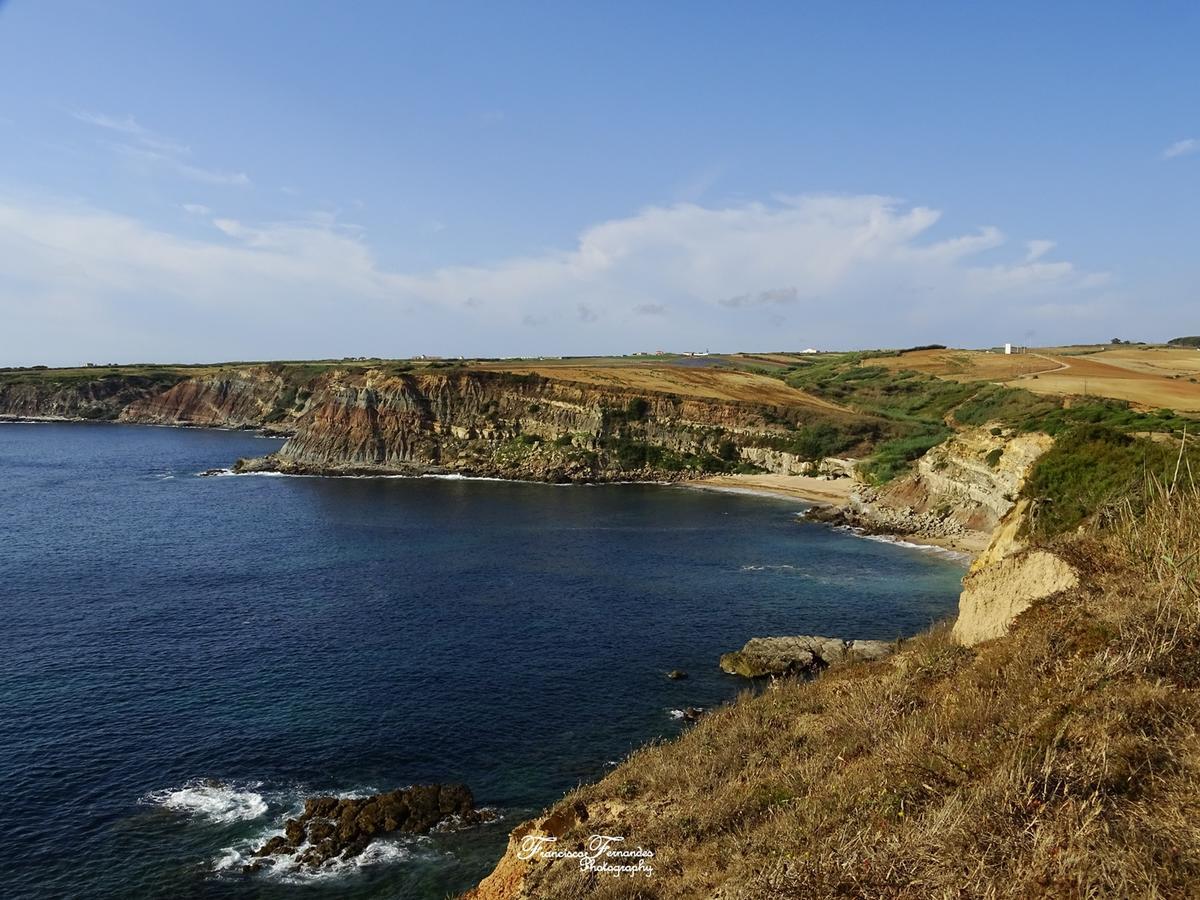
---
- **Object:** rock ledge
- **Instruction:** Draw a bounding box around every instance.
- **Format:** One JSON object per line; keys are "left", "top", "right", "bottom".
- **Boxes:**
{"left": 719, "top": 635, "right": 894, "bottom": 678}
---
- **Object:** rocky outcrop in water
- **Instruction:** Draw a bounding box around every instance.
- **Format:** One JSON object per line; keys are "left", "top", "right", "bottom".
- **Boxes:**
{"left": 248, "top": 784, "right": 487, "bottom": 873}
{"left": 719, "top": 635, "right": 894, "bottom": 678}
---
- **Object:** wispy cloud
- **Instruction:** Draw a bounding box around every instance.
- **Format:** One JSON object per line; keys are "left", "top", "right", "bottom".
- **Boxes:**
{"left": 1025, "top": 239, "right": 1056, "bottom": 262}
{"left": 174, "top": 162, "right": 251, "bottom": 186}
{"left": 1162, "top": 138, "right": 1199, "bottom": 160}
{"left": 73, "top": 109, "right": 250, "bottom": 186}
{"left": 181, "top": 203, "right": 212, "bottom": 216}
{"left": 72, "top": 110, "right": 189, "bottom": 154}
{"left": 675, "top": 165, "right": 724, "bottom": 203}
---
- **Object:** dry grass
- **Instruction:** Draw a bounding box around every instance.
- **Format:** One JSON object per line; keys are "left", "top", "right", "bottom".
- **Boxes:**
{"left": 868, "top": 347, "right": 1200, "bottom": 412}
{"left": 871, "top": 349, "right": 1062, "bottom": 383}
{"left": 511, "top": 483, "right": 1200, "bottom": 898}
{"left": 481, "top": 364, "right": 849, "bottom": 411}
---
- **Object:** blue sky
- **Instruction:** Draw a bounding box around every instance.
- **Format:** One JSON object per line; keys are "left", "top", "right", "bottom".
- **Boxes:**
{"left": 1, "top": 1, "right": 1197, "bottom": 365}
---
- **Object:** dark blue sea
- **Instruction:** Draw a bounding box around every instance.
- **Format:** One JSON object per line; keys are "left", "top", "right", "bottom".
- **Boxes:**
{"left": 0, "top": 423, "right": 966, "bottom": 898}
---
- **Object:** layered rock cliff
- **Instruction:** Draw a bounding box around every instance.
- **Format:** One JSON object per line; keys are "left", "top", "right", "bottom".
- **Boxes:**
{"left": 234, "top": 367, "right": 866, "bottom": 482}
{"left": 834, "top": 425, "right": 1054, "bottom": 550}
{"left": 0, "top": 364, "right": 874, "bottom": 482}
{"left": 120, "top": 366, "right": 303, "bottom": 433}
{"left": 0, "top": 371, "right": 186, "bottom": 421}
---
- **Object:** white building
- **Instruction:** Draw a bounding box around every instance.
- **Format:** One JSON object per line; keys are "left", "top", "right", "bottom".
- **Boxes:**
{"left": 1004, "top": 343, "right": 1013, "bottom": 355}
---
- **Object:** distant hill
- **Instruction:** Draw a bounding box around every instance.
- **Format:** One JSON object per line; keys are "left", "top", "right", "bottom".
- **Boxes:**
{"left": 1168, "top": 336, "right": 1200, "bottom": 347}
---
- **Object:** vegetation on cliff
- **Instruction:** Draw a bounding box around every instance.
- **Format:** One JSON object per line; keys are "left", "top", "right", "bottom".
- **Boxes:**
{"left": 1022, "top": 425, "right": 1200, "bottom": 538}
{"left": 768, "top": 354, "right": 1196, "bottom": 484}
{"left": 473, "top": 480, "right": 1200, "bottom": 898}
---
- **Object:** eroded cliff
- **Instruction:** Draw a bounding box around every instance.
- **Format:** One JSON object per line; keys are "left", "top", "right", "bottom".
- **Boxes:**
{"left": 1, "top": 364, "right": 878, "bottom": 482}
{"left": 839, "top": 425, "right": 1054, "bottom": 550}
{"left": 120, "top": 366, "right": 304, "bottom": 432}
{"left": 234, "top": 367, "right": 872, "bottom": 481}
{"left": 0, "top": 371, "right": 187, "bottom": 421}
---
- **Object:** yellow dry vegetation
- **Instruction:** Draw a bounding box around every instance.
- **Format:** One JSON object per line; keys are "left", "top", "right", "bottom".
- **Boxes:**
{"left": 872, "top": 347, "right": 1200, "bottom": 412}
{"left": 486, "top": 363, "right": 848, "bottom": 411}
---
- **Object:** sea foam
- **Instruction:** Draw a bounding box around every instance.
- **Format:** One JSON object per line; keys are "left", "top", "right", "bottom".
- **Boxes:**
{"left": 144, "top": 780, "right": 268, "bottom": 824}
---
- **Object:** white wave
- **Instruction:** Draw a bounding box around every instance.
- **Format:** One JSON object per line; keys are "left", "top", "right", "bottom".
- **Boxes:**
{"left": 680, "top": 483, "right": 808, "bottom": 505}
{"left": 740, "top": 563, "right": 801, "bottom": 572}
{"left": 217, "top": 833, "right": 432, "bottom": 883}
{"left": 667, "top": 708, "right": 686, "bottom": 720}
{"left": 833, "top": 526, "right": 972, "bottom": 563}
{"left": 206, "top": 468, "right": 671, "bottom": 487}
{"left": 144, "top": 780, "right": 268, "bottom": 824}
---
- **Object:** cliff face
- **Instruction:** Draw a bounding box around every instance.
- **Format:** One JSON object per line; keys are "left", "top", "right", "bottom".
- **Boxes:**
{"left": 240, "top": 368, "right": 849, "bottom": 481}
{"left": 846, "top": 426, "right": 1054, "bottom": 548}
{"left": 2, "top": 364, "right": 867, "bottom": 480}
{"left": 0, "top": 373, "right": 187, "bottom": 421}
{"left": 120, "top": 367, "right": 300, "bottom": 432}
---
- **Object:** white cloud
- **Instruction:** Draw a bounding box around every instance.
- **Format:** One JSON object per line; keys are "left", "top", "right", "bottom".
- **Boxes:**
{"left": 181, "top": 203, "right": 212, "bottom": 216}
{"left": 0, "top": 192, "right": 1127, "bottom": 365}
{"left": 1025, "top": 239, "right": 1056, "bottom": 262}
{"left": 74, "top": 110, "right": 250, "bottom": 186}
{"left": 1163, "top": 138, "right": 1199, "bottom": 160}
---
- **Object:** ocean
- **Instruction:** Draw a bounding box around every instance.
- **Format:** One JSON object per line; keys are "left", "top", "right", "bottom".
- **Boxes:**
{"left": 0, "top": 422, "right": 966, "bottom": 898}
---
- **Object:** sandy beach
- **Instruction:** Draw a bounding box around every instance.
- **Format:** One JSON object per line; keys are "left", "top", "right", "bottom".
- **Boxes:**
{"left": 687, "top": 473, "right": 986, "bottom": 559}
{"left": 686, "top": 472, "right": 856, "bottom": 505}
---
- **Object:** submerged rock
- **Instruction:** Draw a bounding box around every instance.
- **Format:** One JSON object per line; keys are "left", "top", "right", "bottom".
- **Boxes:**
{"left": 666, "top": 669, "right": 688, "bottom": 680}
{"left": 719, "top": 635, "right": 894, "bottom": 678}
{"left": 248, "top": 783, "right": 490, "bottom": 873}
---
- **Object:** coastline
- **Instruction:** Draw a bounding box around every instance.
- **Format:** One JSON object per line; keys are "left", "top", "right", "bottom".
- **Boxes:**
{"left": 686, "top": 473, "right": 987, "bottom": 559}
{"left": 686, "top": 472, "right": 854, "bottom": 506}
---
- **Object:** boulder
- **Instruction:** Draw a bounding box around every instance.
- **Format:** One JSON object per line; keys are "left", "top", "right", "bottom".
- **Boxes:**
{"left": 719, "top": 635, "right": 894, "bottom": 678}
{"left": 665, "top": 669, "right": 688, "bottom": 680}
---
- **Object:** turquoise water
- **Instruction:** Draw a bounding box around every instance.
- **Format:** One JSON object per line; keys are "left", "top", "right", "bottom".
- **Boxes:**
{"left": 0, "top": 423, "right": 965, "bottom": 898}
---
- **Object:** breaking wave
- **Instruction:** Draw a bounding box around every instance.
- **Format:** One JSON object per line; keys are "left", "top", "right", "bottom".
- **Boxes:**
{"left": 143, "top": 780, "right": 268, "bottom": 824}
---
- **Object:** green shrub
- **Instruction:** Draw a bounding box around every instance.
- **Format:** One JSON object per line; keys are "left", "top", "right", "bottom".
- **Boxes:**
{"left": 859, "top": 428, "right": 951, "bottom": 483}
{"left": 1022, "top": 425, "right": 1200, "bottom": 537}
